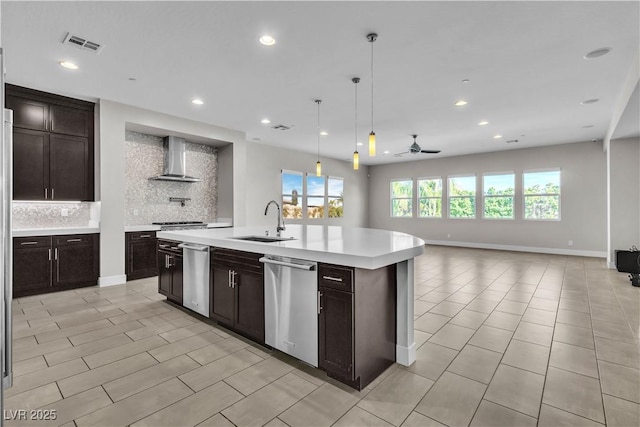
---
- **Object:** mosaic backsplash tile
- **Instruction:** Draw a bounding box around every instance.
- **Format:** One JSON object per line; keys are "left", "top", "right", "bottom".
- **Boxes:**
{"left": 13, "top": 202, "right": 92, "bottom": 229}
{"left": 125, "top": 131, "right": 218, "bottom": 225}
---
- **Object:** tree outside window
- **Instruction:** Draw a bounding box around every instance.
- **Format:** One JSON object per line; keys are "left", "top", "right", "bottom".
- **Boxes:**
{"left": 418, "top": 178, "right": 442, "bottom": 218}
{"left": 328, "top": 177, "right": 344, "bottom": 218}
{"left": 449, "top": 175, "right": 476, "bottom": 218}
{"left": 282, "top": 171, "right": 303, "bottom": 219}
{"left": 483, "top": 173, "right": 515, "bottom": 219}
{"left": 524, "top": 170, "right": 560, "bottom": 220}
{"left": 391, "top": 179, "right": 413, "bottom": 217}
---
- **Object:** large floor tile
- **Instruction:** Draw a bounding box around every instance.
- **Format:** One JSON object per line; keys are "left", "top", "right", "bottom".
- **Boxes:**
{"left": 549, "top": 341, "right": 599, "bottom": 378}
{"left": 594, "top": 336, "right": 640, "bottom": 369}
{"left": 187, "top": 336, "right": 249, "bottom": 365}
{"left": 400, "top": 412, "right": 446, "bottom": 427}
{"left": 556, "top": 308, "right": 592, "bottom": 328}
{"left": 470, "top": 399, "right": 537, "bottom": 427}
{"left": 405, "top": 342, "right": 458, "bottom": 380}
{"left": 447, "top": 344, "right": 501, "bottom": 384}
{"left": 484, "top": 364, "right": 545, "bottom": 417}
{"left": 429, "top": 301, "right": 466, "bottom": 317}
{"left": 592, "top": 318, "right": 637, "bottom": 343}
{"left": 5, "top": 358, "right": 88, "bottom": 397}
{"left": 542, "top": 366, "right": 605, "bottom": 423}
{"left": 224, "top": 356, "right": 296, "bottom": 396}
{"left": 428, "top": 323, "right": 475, "bottom": 350}
{"left": 415, "top": 372, "right": 486, "bottom": 426}
{"left": 357, "top": 369, "right": 433, "bottom": 426}
{"left": 495, "top": 299, "right": 528, "bottom": 316}
{"left": 468, "top": 325, "right": 513, "bottom": 353}
{"left": 148, "top": 330, "right": 224, "bottom": 362}
{"left": 552, "top": 322, "right": 594, "bottom": 349}
{"left": 82, "top": 335, "right": 167, "bottom": 368}
{"left": 44, "top": 333, "right": 132, "bottom": 366}
{"left": 449, "top": 309, "right": 489, "bottom": 329}
{"left": 279, "top": 383, "right": 359, "bottom": 427}
{"left": 465, "top": 298, "right": 500, "bottom": 314}
{"left": 521, "top": 307, "right": 556, "bottom": 327}
{"left": 502, "top": 339, "right": 550, "bottom": 375}
{"left": 602, "top": 394, "right": 640, "bottom": 427}
{"left": 3, "top": 383, "right": 62, "bottom": 413}
{"left": 414, "top": 312, "right": 451, "bottom": 334}
{"left": 598, "top": 360, "right": 640, "bottom": 403}
{"left": 334, "top": 406, "right": 393, "bottom": 427}
{"left": 483, "top": 311, "right": 521, "bottom": 331}
{"left": 538, "top": 404, "right": 604, "bottom": 426}
{"left": 512, "top": 321, "right": 553, "bottom": 347}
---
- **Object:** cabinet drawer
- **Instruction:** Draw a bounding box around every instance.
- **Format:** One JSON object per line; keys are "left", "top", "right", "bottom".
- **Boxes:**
{"left": 129, "top": 231, "right": 156, "bottom": 241}
{"left": 54, "top": 234, "right": 95, "bottom": 246}
{"left": 318, "top": 264, "right": 354, "bottom": 292}
{"left": 157, "top": 240, "right": 183, "bottom": 255}
{"left": 14, "top": 236, "right": 52, "bottom": 250}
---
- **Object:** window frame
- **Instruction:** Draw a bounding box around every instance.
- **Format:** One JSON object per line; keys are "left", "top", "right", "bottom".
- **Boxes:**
{"left": 327, "top": 176, "right": 344, "bottom": 219}
{"left": 390, "top": 178, "right": 414, "bottom": 218}
{"left": 417, "top": 176, "right": 443, "bottom": 219}
{"left": 281, "top": 169, "right": 304, "bottom": 220}
{"left": 482, "top": 171, "right": 515, "bottom": 220}
{"left": 522, "top": 168, "right": 561, "bottom": 221}
{"left": 448, "top": 174, "right": 477, "bottom": 219}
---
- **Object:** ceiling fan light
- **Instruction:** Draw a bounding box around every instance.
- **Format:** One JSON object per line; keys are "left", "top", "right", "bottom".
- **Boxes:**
{"left": 369, "top": 131, "right": 376, "bottom": 156}
{"left": 353, "top": 151, "right": 359, "bottom": 170}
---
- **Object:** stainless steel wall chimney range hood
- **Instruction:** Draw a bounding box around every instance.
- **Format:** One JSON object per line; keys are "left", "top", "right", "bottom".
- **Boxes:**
{"left": 149, "top": 136, "right": 202, "bottom": 182}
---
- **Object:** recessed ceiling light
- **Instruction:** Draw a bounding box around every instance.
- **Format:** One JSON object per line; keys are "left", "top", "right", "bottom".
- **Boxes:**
{"left": 357, "top": 142, "right": 363, "bottom": 146}
{"left": 261, "top": 118, "right": 271, "bottom": 124}
{"left": 191, "top": 99, "right": 204, "bottom": 105}
{"left": 493, "top": 134, "right": 503, "bottom": 139}
{"left": 584, "top": 47, "right": 612, "bottom": 59}
{"left": 320, "top": 131, "right": 328, "bottom": 136}
{"left": 259, "top": 35, "right": 276, "bottom": 46}
{"left": 59, "top": 61, "right": 78, "bottom": 70}
{"left": 383, "top": 150, "right": 390, "bottom": 154}
{"left": 581, "top": 98, "right": 599, "bottom": 105}
{"left": 455, "top": 100, "right": 468, "bottom": 107}
{"left": 461, "top": 79, "right": 470, "bottom": 84}
{"left": 478, "top": 121, "right": 489, "bottom": 126}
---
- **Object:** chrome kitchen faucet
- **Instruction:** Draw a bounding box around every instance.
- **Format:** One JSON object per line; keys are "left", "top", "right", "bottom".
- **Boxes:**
{"left": 264, "top": 200, "right": 285, "bottom": 236}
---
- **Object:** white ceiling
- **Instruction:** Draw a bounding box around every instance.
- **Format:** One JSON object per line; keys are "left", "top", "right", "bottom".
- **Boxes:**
{"left": 2, "top": 1, "right": 639, "bottom": 165}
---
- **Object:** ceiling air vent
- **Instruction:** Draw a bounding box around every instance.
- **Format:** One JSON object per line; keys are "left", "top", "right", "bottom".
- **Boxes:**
{"left": 271, "top": 124, "right": 294, "bottom": 131}
{"left": 62, "top": 33, "right": 103, "bottom": 54}
{"left": 506, "top": 139, "right": 518, "bottom": 144}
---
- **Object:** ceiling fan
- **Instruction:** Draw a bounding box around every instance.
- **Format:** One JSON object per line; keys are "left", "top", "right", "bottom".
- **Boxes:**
{"left": 394, "top": 135, "right": 441, "bottom": 157}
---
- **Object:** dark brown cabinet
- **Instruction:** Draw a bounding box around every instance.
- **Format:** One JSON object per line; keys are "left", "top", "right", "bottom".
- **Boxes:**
{"left": 13, "top": 234, "right": 99, "bottom": 298}
{"left": 318, "top": 263, "right": 396, "bottom": 390}
{"left": 125, "top": 231, "right": 158, "bottom": 280}
{"left": 6, "top": 84, "right": 95, "bottom": 201}
{"left": 210, "top": 248, "right": 264, "bottom": 343}
{"left": 157, "top": 240, "right": 183, "bottom": 304}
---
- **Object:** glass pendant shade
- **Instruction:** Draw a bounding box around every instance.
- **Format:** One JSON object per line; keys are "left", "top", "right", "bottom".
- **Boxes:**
{"left": 369, "top": 131, "right": 376, "bottom": 156}
{"left": 316, "top": 161, "right": 322, "bottom": 177}
{"left": 353, "top": 151, "right": 359, "bottom": 170}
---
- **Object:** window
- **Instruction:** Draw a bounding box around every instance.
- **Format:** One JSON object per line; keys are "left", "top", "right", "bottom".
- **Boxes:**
{"left": 418, "top": 178, "right": 442, "bottom": 218}
{"left": 282, "top": 171, "right": 303, "bottom": 219}
{"left": 448, "top": 175, "right": 476, "bottom": 218}
{"left": 524, "top": 170, "right": 560, "bottom": 220}
{"left": 328, "top": 177, "right": 344, "bottom": 218}
{"left": 306, "top": 174, "right": 325, "bottom": 218}
{"left": 391, "top": 179, "right": 413, "bottom": 217}
{"left": 483, "top": 173, "right": 515, "bottom": 219}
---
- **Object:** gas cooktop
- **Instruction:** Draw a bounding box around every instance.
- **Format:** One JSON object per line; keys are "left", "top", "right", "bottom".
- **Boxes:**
{"left": 152, "top": 221, "right": 204, "bottom": 225}
{"left": 152, "top": 221, "right": 207, "bottom": 230}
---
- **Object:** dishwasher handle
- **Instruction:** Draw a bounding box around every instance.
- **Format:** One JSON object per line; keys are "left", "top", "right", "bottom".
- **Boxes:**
{"left": 178, "top": 243, "right": 209, "bottom": 252}
{"left": 259, "top": 257, "right": 316, "bottom": 271}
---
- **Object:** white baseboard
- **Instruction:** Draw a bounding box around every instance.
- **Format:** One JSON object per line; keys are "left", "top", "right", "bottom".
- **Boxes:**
{"left": 98, "top": 274, "right": 127, "bottom": 287}
{"left": 607, "top": 261, "right": 617, "bottom": 269}
{"left": 424, "top": 240, "right": 607, "bottom": 258}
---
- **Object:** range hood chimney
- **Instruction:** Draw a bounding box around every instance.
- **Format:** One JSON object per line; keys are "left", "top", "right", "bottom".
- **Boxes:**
{"left": 149, "top": 136, "right": 202, "bottom": 182}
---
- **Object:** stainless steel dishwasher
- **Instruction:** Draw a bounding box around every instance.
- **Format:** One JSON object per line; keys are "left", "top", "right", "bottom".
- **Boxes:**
{"left": 179, "top": 243, "right": 210, "bottom": 317}
{"left": 260, "top": 255, "right": 318, "bottom": 367}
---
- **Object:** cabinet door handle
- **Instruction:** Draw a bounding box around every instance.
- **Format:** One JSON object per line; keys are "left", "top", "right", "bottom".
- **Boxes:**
{"left": 228, "top": 270, "right": 231, "bottom": 288}
{"left": 55, "top": 248, "right": 59, "bottom": 282}
{"left": 232, "top": 271, "right": 237, "bottom": 288}
{"left": 322, "top": 275, "right": 343, "bottom": 282}
{"left": 54, "top": 248, "right": 58, "bottom": 260}
{"left": 48, "top": 248, "right": 51, "bottom": 261}
{"left": 139, "top": 235, "right": 151, "bottom": 238}
{"left": 317, "top": 291, "right": 323, "bottom": 314}
{"left": 51, "top": 188, "right": 55, "bottom": 200}
{"left": 20, "top": 241, "right": 38, "bottom": 245}
{"left": 159, "top": 244, "right": 169, "bottom": 248}
{"left": 66, "top": 238, "right": 82, "bottom": 243}
{"left": 44, "top": 188, "right": 48, "bottom": 199}
{"left": 50, "top": 118, "right": 53, "bottom": 131}
{"left": 170, "top": 246, "right": 180, "bottom": 250}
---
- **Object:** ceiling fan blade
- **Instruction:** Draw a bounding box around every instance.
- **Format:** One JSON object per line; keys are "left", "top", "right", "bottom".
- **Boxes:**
{"left": 420, "top": 150, "right": 441, "bottom": 154}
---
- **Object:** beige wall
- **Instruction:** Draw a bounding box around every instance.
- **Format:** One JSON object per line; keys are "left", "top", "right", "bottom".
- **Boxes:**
{"left": 368, "top": 141, "right": 607, "bottom": 256}
{"left": 608, "top": 137, "right": 640, "bottom": 265}
{"left": 241, "top": 141, "right": 369, "bottom": 228}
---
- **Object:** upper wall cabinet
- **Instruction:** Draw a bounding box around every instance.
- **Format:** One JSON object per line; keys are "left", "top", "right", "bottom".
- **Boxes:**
{"left": 6, "top": 84, "right": 95, "bottom": 201}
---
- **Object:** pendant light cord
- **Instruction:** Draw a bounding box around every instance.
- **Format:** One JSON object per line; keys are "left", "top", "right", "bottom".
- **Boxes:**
{"left": 355, "top": 79, "right": 358, "bottom": 151}
{"left": 316, "top": 100, "right": 321, "bottom": 161}
{"left": 370, "top": 39, "right": 374, "bottom": 131}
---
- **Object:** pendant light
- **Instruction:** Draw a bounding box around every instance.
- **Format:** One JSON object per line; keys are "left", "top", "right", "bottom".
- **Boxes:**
{"left": 367, "top": 32, "right": 378, "bottom": 157}
{"left": 315, "top": 99, "right": 322, "bottom": 176}
{"left": 352, "top": 77, "right": 360, "bottom": 170}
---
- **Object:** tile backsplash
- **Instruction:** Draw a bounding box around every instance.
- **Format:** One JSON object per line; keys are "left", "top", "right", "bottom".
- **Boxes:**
{"left": 13, "top": 202, "right": 95, "bottom": 229}
{"left": 125, "top": 131, "right": 218, "bottom": 225}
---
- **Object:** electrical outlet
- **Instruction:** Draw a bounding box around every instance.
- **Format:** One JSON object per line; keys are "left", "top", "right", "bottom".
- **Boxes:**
{"left": 447, "top": 233, "right": 451, "bottom": 239}
{"left": 133, "top": 209, "right": 139, "bottom": 216}
{"left": 61, "top": 208, "right": 69, "bottom": 217}
{"left": 568, "top": 240, "right": 574, "bottom": 246}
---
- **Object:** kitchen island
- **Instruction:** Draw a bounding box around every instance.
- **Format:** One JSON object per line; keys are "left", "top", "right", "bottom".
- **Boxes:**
{"left": 158, "top": 225, "right": 425, "bottom": 387}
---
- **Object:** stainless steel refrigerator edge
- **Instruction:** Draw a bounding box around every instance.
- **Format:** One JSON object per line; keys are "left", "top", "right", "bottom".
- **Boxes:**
{"left": 1, "top": 47, "right": 15, "bottom": 421}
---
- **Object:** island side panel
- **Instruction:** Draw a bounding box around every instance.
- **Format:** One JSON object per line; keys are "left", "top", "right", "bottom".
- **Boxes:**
{"left": 396, "top": 259, "right": 415, "bottom": 366}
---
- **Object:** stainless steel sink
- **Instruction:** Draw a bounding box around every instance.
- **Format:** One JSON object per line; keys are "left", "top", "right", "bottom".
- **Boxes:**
{"left": 232, "top": 235, "right": 295, "bottom": 243}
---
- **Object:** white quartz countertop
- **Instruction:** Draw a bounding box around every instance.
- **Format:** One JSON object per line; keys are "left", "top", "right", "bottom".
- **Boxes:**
{"left": 125, "top": 222, "right": 233, "bottom": 232}
{"left": 157, "top": 225, "right": 425, "bottom": 269}
{"left": 13, "top": 227, "right": 100, "bottom": 237}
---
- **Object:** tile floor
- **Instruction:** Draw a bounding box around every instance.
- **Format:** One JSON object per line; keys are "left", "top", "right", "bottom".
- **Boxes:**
{"left": 4, "top": 246, "right": 640, "bottom": 426}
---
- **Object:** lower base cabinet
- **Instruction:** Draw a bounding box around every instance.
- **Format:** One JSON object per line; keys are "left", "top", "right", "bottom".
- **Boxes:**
{"left": 13, "top": 233, "right": 99, "bottom": 298}
{"left": 210, "top": 248, "right": 264, "bottom": 344}
{"left": 318, "top": 263, "right": 396, "bottom": 390}
{"left": 157, "top": 240, "right": 183, "bottom": 304}
{"left": 125, "top": 231, "right": 158, "bottom": 280}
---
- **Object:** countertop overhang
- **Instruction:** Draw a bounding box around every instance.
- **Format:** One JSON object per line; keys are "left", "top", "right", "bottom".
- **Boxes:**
{"left": 157, "top": 225, "right": 425, "bottom": 270}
